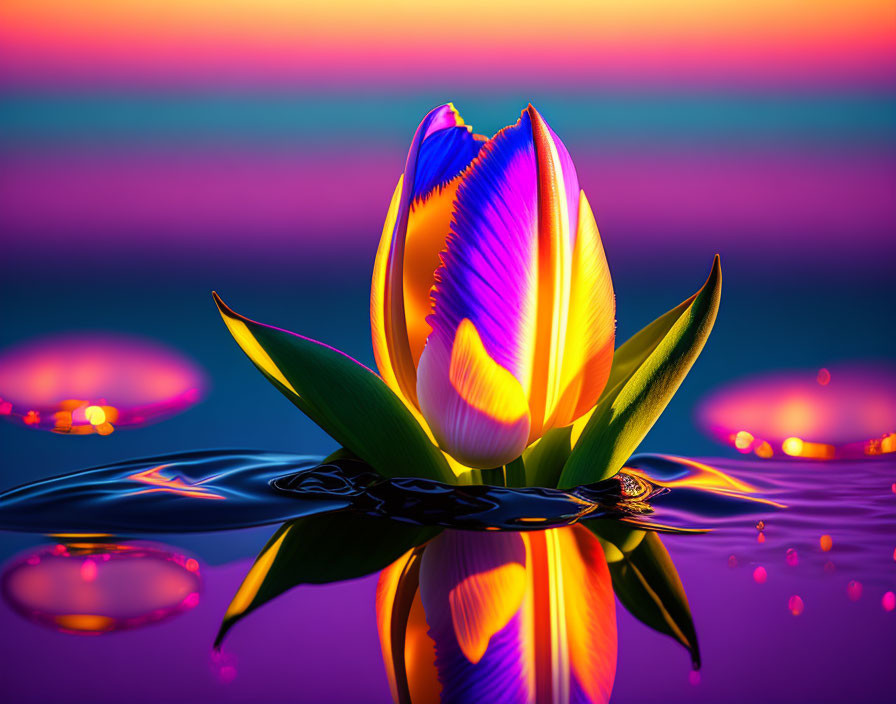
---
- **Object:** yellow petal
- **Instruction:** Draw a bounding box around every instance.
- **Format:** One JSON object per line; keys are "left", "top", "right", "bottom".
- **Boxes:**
{"left": 371, "top": 176, "right": 407, "bottom": 402}
{"left": 547, "top": 191, "right": 615, "bottom": 428}
{"left": 450, "top": 319, "right": 530, "bottom": 425}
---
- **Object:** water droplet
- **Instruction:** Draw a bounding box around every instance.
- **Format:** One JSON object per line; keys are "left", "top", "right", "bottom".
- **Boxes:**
{"left": 847, "top": 580, "right": 863, "bottom": 602}
{"left": 728, "top": 554, "right": 738, "bottom": 568}
{"left": 211, "top": 651, "right": 238, "bottom": 683}
{"left": 883, "top": 592, "right": 896, "bottom": 612}
{"left": 820, "top": 534, "right": 833, "bottom": 552}
{"left": 79, "top": 559, "right": 97, "bottom": 582}
{"left": 688, "top": 670, "right": 701, "bottom": 686}
{"left": 94, "top": 421, "right": 114, "bottom": 436}
{"left": 757, "top": 532, "right": 766, "bottom": 544}
{"left": 786, "top": 548, "right": 799, "bottom": 566}
{"left": 734, "top": 430, "right": 754, "bottom": 452}
{"left": 788, "top": 595, "right": 804, "bottom": 616}
{"left": 84, "top": 405, "right": 106, "bottom": 425}
{"left": 753, "top": 566, "right": 768, "bottom": 584}
{"left": 782, "top": 436, "right": 804, "bottom": 457}
{"left": 816, "top": 368, "right": 831, "bottom": 386}
{"left": 756, "top": 520, "right": 765, "bottom": 531}
{"left": 824, "top": 560, "right": 836, "bottom": 575}
{"left": 754, "top": 441, "right": 774, "bottom": 459}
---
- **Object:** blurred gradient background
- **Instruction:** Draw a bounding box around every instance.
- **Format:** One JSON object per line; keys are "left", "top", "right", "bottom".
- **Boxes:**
{"left": 2, "top": 0, "right": 895, "bottom": 479}
{"left": 1, "top": 3, "right": 895, "bottom": 702}
{"left": 2, "top": 0, "right": 893, "bottom": 470}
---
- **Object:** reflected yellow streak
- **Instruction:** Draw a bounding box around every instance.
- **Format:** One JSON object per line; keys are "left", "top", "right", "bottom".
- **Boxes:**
{"left": 649, "top": 454, "right": 758, "bottom": 493}
{"left": 547, "top": 529, "right": 570, "bottom": 703}
{"left": 782, "top": 436, "right": 835, "bottom": 459}
{"left": 626, "top": 455, "right": 788, "bottom": 511}
{"left": 127, "top": 465, "right": 225, "bottom": 500}
{"left": 224, "top": 526, "right": 291, "bottom": 619}
{"left": 559, "top": 526, "right": 617, "bottom": 704}
{"left": 54, "top": 614, "right": 115, "bottom": 632}
{"left": 48, "top": 533, "right": 111, "bottom": 539}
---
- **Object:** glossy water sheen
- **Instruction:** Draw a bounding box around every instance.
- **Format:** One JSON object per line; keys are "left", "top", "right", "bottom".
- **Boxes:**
{"left": 1, "top": 453, "right": 894, "bottom": 703}
{"left": 0, "top": 451, "right": 780, "bottom": 535}
{"left": 0, "top": 451, "right": 338, "bottom": 533}
{"left": 650, "top": 455, "right": 896, "bottom": 582}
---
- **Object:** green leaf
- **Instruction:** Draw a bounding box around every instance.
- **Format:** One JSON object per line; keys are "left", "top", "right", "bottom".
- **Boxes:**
{"left": 522, "top": 426, "right": 572, "bottom": 487}
{"left": 587, "top": 523, "right": 700, "bottom": 668}
{"left": 213, "top": 293, "right": 453, "bottom": 483}
{"left": 559, "top": 256, "right": 722, "bottom": 487}
{"left": 585, "top": 518, "right": 648, "bottom": 562}
{"left": 503, "top": 456, "right": 527, "bottom": 487}
{"left": 215, "top": 512, "right": 439, "bottom": 648}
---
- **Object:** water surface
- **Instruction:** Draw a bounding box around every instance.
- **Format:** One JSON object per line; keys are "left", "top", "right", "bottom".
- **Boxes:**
{"left": 1, "top": 453, "right": 893, "bottom": 703}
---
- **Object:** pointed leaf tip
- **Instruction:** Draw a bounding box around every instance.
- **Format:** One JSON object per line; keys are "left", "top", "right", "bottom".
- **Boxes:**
{"left": 559, "top": 256, "right": 722, "bottom": 487}
{"left": 587, "top": 525, "right": 700, "bottom": 667}
{"left": 212, "top": 294, "right": 453, "bottom": 483}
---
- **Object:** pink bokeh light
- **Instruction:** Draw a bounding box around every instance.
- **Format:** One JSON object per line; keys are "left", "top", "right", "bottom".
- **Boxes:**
{"left": 697, "top": 364, "right": 896, "bottom": 459}
{"left": 0, "top": 333, "right": 205, "bottom": 434}
{"left": 1, "top": 541, "right": 202, "bottom": 634}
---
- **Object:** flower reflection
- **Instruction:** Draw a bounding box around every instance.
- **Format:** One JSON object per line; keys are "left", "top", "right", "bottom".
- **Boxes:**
{"left": 0, "top": 333, "right": 205, "bottom": 434}
{"left": 1, "top": 541, "right": 201, "bottom": 634}
{"left": 377, "top": 526, "right": 616, "bottom": 704}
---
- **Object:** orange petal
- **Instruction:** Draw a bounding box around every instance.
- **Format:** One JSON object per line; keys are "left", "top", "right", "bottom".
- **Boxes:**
{"left": 403, "top": 179, "right": 462, "bottom": 365}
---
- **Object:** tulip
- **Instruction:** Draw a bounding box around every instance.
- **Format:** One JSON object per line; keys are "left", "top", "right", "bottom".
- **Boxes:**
{"left": 377, "top": 525, "right": 617, "bottom": 704}
{"left": 372, "top": 104, "right": 615, "bottom": 469}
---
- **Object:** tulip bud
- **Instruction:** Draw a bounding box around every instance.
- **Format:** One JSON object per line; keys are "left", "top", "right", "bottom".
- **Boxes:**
{"left": 372, "top": 104, "right": 615, "bottom": 469}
